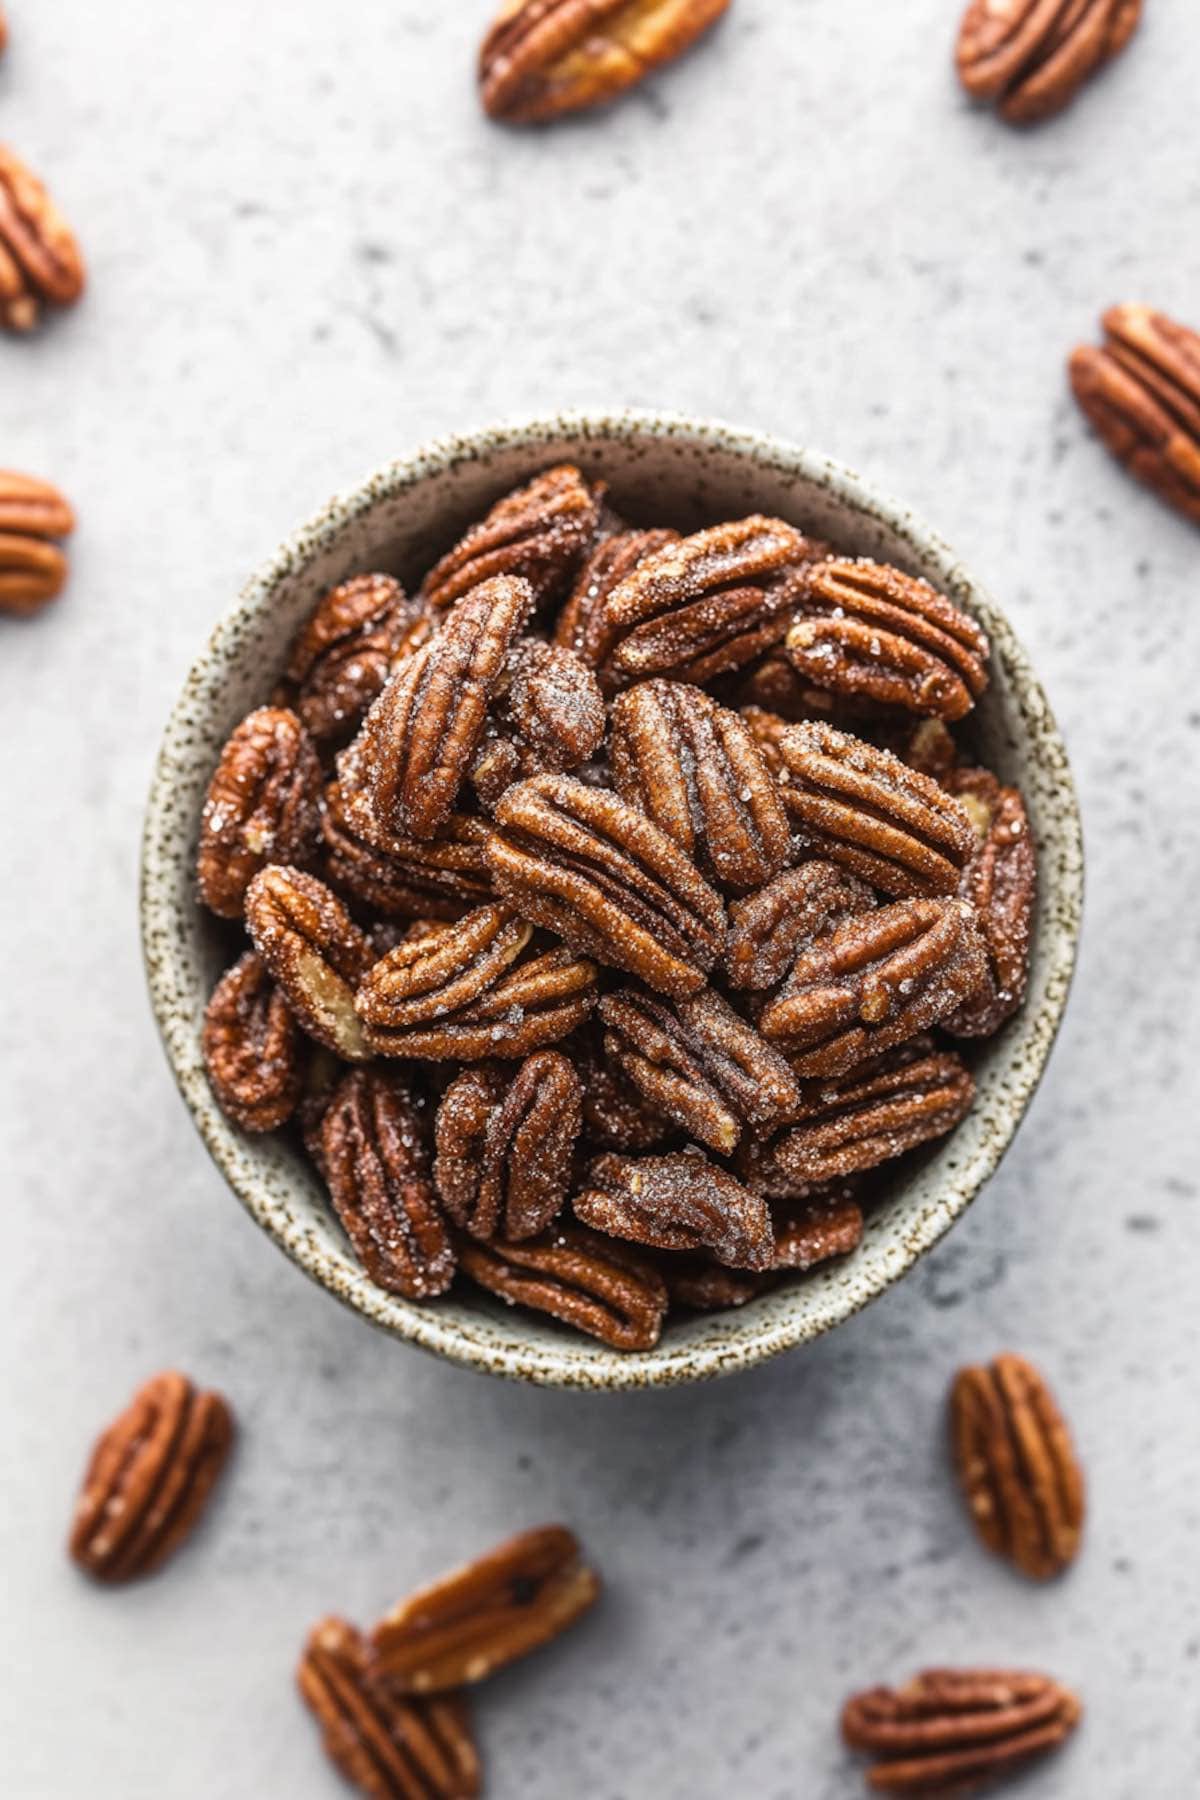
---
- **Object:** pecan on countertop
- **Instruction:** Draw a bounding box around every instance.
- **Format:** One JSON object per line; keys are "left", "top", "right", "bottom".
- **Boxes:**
{"left": 0, "top": 468, "right": 74, "bottom": 616}
{"left": 956, "top": 0, "right": 1141, "bottom": 125}
{"left": 0, "top": 145, "right": 85, "bottom": 330}
{"left": 1069, "top": 302, "right": 1200, "bottom": 526}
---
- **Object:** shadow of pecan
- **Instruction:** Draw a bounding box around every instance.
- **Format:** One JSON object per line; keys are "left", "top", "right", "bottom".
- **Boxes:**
{"left": 458, "top": 1225, "right": 668, "bottom": 1351}
{"left": 1069, "top": 301, "right": 1200, "bottom": 525}
{"left": 197, "top": 707, "right": 323, "bottom": 918}
{"left": 323, "top": 781, "right": 492, "bottom": 920}
{"left": 202, "top": 950, "right": 303, "bottom": 1133}
{"left": 725, "top": 863, "right": 876, "bottom": 992}
{"left": 245, "top": 865, "right": 375, "bottom": 1060}
{"left": 285, "top": 573, "right": 434, "bottom": 746}
{"left": 556, "top": 527, "right": 679, "bottom": 666}
{"left": 0, "top": 145, "right": 86, "bottom": 331}
{"left": 956, "top": 0, "right": 1141, "bottom": 125}
{"left": 943, "top": 769, "right": 1037, "bottom": 1037}
{"left": 434, "top": 1051, "right": 582, "bottom": 1241}
{"left": 574, "top": 1150, "right": 774, "bottom": 1269}
{"left": 419, "top": 465, "right": 600, "bottom": 611}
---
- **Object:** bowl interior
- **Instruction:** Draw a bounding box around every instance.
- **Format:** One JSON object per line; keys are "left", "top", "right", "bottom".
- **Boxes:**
{"left": 141, "top": 413, "right": 1082, "bottom": 1389}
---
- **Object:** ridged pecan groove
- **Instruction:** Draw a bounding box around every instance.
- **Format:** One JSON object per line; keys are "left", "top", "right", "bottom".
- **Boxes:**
{"left": 574, "top": 1150, "right": 774, "bottom": 1269}
{"left": 245, "top": 865, "right": 375, "bottom": 1060}
{"left": 460, "top": 1223, "right": 668, "bottom": 1348}
{"left": 202, "top": 950, "right": 303, "bottom": 1133}
{"left": 197, "top": 707, "right": 323, "bottom": 918}
{"left": 0, "top": 144, "right": 86, "bottom": 330}
{"left": 725, "top": 863, "right": 876, "bottom": 992}
{"left": 1070, "top": 302, "right": 1200, "bottom": 525}
{"left": 574, "top": 1033, "right": 677, "bottom": 1152}
{"left": 419, "top": 465, "right": 599, "bottom": 611}
{"left": 943, "top": 769, "right": 1036, "bottom": 1036}
{"left": 555, "top": 527, "right": 679, "bottom": 665}
{"left": 434, "top": 1051, "right": 582, "bottom": 1240}
{"left": 956, "top": 0, "right": 1141, "bottom": 124}
{"left": 286, "top": 573, "right": 430, "bottom": 744}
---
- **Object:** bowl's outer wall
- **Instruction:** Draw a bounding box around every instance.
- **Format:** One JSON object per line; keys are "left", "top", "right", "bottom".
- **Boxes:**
{"left": 141, "top": 413, "right": 1083, "bottom": 1389}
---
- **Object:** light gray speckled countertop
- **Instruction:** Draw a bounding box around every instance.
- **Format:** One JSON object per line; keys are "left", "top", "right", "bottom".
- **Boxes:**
{"left": 2, "top": 3, "right": 1198, "bottom": 1795}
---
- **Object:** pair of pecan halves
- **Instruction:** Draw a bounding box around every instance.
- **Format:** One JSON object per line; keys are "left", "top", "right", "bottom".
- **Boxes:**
{"left": 724, "top": 862, "right": 876, "bottom": 992}
{"left": 0, "top": 144, "right": 85, "bottom": 331}
{"left": 434, "top": 1050, "right": 582, "bottom": 1240}
{"left": 0, "top": 468, "right": 74, "bottom": 616}
{"left": 469, "top": 635, "right": 606, "bottom": 808}
{"left": 1070, "top": 303, "right": 1200, "bottom": 526}
{"left": 955, "top": 0, "right": 1141, "bottom": 124}
{"left": 197, "top": 708, "right": 324, "bottom": 918}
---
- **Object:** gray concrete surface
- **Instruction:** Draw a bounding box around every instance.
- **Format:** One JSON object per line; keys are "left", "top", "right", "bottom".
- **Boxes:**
{"left": 3, "top": 2, "right": 1198, "bottom": 1794}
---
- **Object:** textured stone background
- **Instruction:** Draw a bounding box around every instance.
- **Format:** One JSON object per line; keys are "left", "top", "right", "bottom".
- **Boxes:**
{"left": 2, "top": 3, "right": 1198, "bottom": 1795}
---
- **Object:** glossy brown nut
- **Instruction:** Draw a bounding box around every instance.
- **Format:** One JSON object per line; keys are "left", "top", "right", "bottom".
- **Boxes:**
{"left": 842, "top": 1667, "right": 1082, "bottom": 1793}
{"left": 555, "top": 527, "right": 679, "bottom": 666}
{"left": 1069, "top": 302, "right": 1200, "bottom": 526}
{"left": 245, "top": 865, "right": 375, "bottom": 1060}
{"left": 950, "top": 1353, "right": 1085, "bottom": 1579}
{"left": 480, "top": 0, "right": 731, "bottom": 124}
{"left": 787, "top": 559, "right": 989, "bottom": 722}
{"left": 298, "top": 1616, "right": 481, "bottom": 1800}
{"left": 758, "top": 897, "right": 988, "bottom": 1078}
{"left": 320, "top": 1066, "right": 455, "bottom": 1300}
{"left": 459, "top": 1223, "right": 668, "bottom": 1349}
{"left": 485, "top": 773, "right": 727, "bottom": 999}
{"left": 769, "top": 1184, "right": 864, "bottom": 1270}
{"left": 201, "top": 950, "right": 303, "bottom": 1133}
{"left": 943, "top": 769, "right": 1037, "bottom": 1037}
{"left": 598, "top": 985, "right": 800, "bottom": 1154}
{"left": 746, "top": 715, "right": 976, "bottom": 898}
{"left": 574, "top": 1150, "right": 774, "bottom": 1270}
{"left": 956, "top": 0, "right": 1140, "bottom": 124}
{"left": 724, "top": 863, "right": 876, "bottom": 992}
{"left": 0, "top": 144, "right": 85, "bottom": 331}
{"left": 197, "top": 708, "right": 323, "bottom": 918}
{"left": 419, "top": 465, "right": 599, "bottom": 611}
{"left": 286, "top": 573, "right": 432, "bottom": 744}
{"left": 322, "top": 783, "right": 493, "bottom": 920}
{"left": 434, "top": 1051, "right": 582, "bottom": 1240}
{"left": 68, "top": 1372, "right": 234, "bottom": 1582}
{"left": 471, "top": 636, "right": 607, "bottom": 807}
{"left": 609, "top": 680, "right": 790, "bottom": 892}
{"left": 659, "top": 1258, "right": 775, "bottom": 1312}
{"left": 573, "top": 1033, "right": 677, "bottom": 1152}
{"left": 0, "top": 468, "right": 74, "bottom": 615}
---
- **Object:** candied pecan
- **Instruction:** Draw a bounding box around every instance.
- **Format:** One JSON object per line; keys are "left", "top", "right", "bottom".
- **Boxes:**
{"left": 320, "top": 1066, "right": 455, "bottom": 1299}
{"left": 724, "top": 863, "right": 875, "bottom": 992}
{"left": 556, "top": 527, "right": 679, "bottom": 666}
{"left": 758, "top": 898, "right": 988, "bottom": 1077}
{"left": 480, "top": 0, "right": 731, "bottom": 124}
{"left": 950, "top": 1353, "right": 1085, "bottom": 1579}
{"left": 0, "top": 144, "right": 85, "bottom": 331}
{"left": 0, "top": 9, "right": 6, "bottom": 55}
{"left": 0, "top": 468, "right": 73, "bottom": 616}
{"left": 299, "top": 1617, "right": 480, "bottom": 1800}
{"left": 419, "top": 465, "right": 599, "bottom": 611}
{"left": 346, "top": 574, "right": 534, "bottom": 841}
{"left": 598, "top": 986, "right": 800, "bottom": 1154}
{"left": 659, "top": 1258, "right": 774, "bottom": 1312}
{"left": 842, "top": 1667, "right": 1081, "bottom": 1793}
{"left": 68, "top": 1371, "right": 233, "bottom": 1582}
{"left": 787, "top": 559, "right": 989, "bottom": 722}
{"left": 574, "top": 1150, "right": 773, "bottom": 1270}
{"left": 1069, "top": 302, "right": 1200, "bottom": 525}
{"left": 245, "top": 865, "right": 375, "bottom": 1060}
{"left": 747, "top": 717, "right": 976, "bottom": 899}
{"left": 956, "top": 0, "right": 1141, "bottom": 125}
{"left": 892, "top": 716, "right": 961, "bottom": 783}
{"left": 609, "top": 680, "right": 789, "bottom": 892}
{"left": 459, "top": 1223, "right": 668, "bottom": 1349}
{"left": 286, "top": 573, "right": 432, "bottom": 745}
{"left": 357, "top": 903, "right": 596, "bottom": 1059}
{"left": 370, "top": 1525, "right": 600, "bottom": 1691}
{"left": 485, "top": 773, "right": 726, "bottom": 999}
{"left": 202, "top": 950, "right": 303, "bottom": 1133}
{"left": 942, "top": 769, "right": 1036, "bottom": 1037}
{"left": 769, "top": 1183, "right": 864, "bottom": 1268}
{"left": 197, "top": 707, "right": 323, "bottom": 918}
{"left": 323, "top": 782, "right": 492, "bottom": 920}
{"left": 574, "top": 1033, "right": 676, "bottom": 1152}
{"left": 471, "top": 637, "right": 606, "bottom": 806}
{"left": 434, "top": 1051, "right": 582, "bottom": 1240}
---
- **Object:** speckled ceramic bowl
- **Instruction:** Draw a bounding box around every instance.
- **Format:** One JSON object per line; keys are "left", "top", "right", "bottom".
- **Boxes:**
{"left": 141, "top": 411, "right": 1083, "bottom": 1390}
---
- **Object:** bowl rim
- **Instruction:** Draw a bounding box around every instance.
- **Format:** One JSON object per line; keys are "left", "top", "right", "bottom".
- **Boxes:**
{"left": 140, "top": 407, "right": 1084, "bottom": 1390}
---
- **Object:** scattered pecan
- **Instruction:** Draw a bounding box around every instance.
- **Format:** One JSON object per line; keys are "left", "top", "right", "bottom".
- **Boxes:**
{"left": 245, "top": 865, "right": 375, "bottom": 1060}
{"left": 724, "top": 863, "right": 876, "bottom": 991}
{"left": 0, "top": 144, "right": 85, "bottom": 331}
{"left": 787, "top": 559, "right": 989, "bottom": 722}
{"left": 370, "top": 1525, "right": 601, "bottom": 1691}
{"left": 842, "top": 1667, "right": 1081, "bottom": 1793}
{"left": 459, "top": 1223, "right": 668, "bottom": 1349}
{"left": 434, "top": 1051, "right": 582, "bottom": 1240}
{"left": 470, "top": 636, "right": 606, "bottom": 806}
{"left": 943, "top": 769, "right": 1036, "bottom": 1037}
{"left": 202, "top": 950, "right": 303, "bottom": 1133}
{"left": 574, "top": 1032, "right": 677, "bottom": 1152}
{"left": 0, "top": 468, "right": 74, "bottom": 616}
{"left": 68, "top": 1371, "right": 233, "bottom": 1582}
{"left": 574, "top": 1150, "right": 773, "bottom": 1269}
{"left": 480, "top": 0, "right": 731, "bottom": 124}
{"left": 747, "top": 716, "right": 976, "bottom": 899}
{"left": 609, "top": 679, "right": 790, "bottom": 892}
{"left": 950, "top": 1352, "right": 1085, "bottom": 1579}
{"left": 555, "top": 526, "right": 679, "bottom": 666}
{"left": 323, "top": 782, "right": 493, "bottom": 920}
{"left": 347, "top": 575, "right": 534, "bottom": 842}
{"left": 770, "top": 1184, "right": 864, "bottom": 1270}
{"left": 286, "top": 573, "right": 433, "bottom": 745}
{"left": 659, "top": 1258, "right": 775, "bottom": 1311}
{"left": 196, "top": 707, "right": 323, "bottom": 918}
{"left": 420, "top": 466, "right": 599, "bottom": 611}
{"left": 598, "top": 986, "right": 800, "bottom": 1154}
{"left": 956, "top": 0, "right": 1141, "bottom": 124}
{"left": 1069, "top": 302, "right": 1200, "bottom": 526}
{"left": 758, "top": 897, "right": 988, "bottom": 1077}
{"left": 485, "top": 773, "right": 727, "bottom": 999}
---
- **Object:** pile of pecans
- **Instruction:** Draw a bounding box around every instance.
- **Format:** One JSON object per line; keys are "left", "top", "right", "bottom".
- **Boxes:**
{"left": 198, "top": 464, "right": 1038, "bottom": 1352}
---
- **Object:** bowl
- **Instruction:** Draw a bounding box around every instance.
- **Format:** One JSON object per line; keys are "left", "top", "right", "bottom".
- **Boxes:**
{"left": 140, "top": 410, "right": 1083, "bottom": 1390}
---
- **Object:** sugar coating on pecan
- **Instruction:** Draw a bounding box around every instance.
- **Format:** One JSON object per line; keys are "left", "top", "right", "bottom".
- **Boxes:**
{"left": 322, "top": 782, "right": 493, "bottom": 920}
{"left": 202, "top": 950, "right": 303, "bottom": 1133}
{"left": 420, "top": 465, "right": 599, "bottom": 611}
{"left": 769, "top": 1184, "right": 864, "bottom": 1270}
{"left": 471, "top": 636, "right": 606, "bottom": 807}
{"left": 1070, "top": 302, "right": 1200, "bottom": 526}
{"left": 573, "top": 1032, "right": 677, "bottom": 1152}
{"left": 556, "top": 526, "right": 680, "bottom": 666}
{"left": 434, "top": 1051, "right": 582, "bottom": 1240}
{"left": 286, "top": 573, "right": 432, "bottom": 745}
{"left": 956, "top": 0, "right": 1141, "bottom": 124}
{"left": 943, "top": 769, "right": 1036, "bottom": 1037}
{"left": 245, "top": 865, "right": 375, "bottom": 1060}
{"left": 724, "top": 862, "right": 876, "bottom": 992}
{"left": 459, "top": 1224, "right": 668, "bottom": 1350}
{"left": 574, "top": 1150, "right": 774, "bottom": 1269}
{"left": 0, "top": 144, "right": 86, "bottom": 331}
{"left": 659, "top": 1257, "right": 775, "bottom": 1312}
{"left": 197, "top": 707, "right": 323, "bottom": 918}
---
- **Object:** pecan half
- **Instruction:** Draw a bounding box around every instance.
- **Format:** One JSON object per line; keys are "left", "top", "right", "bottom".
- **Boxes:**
{"left": 485, "top": 773, "right": 727, "bottom": 999}
{"left": 0, "top": 145, "right": 85, "bottom": 331}
{"left": 480, "top": 0, "right": 731, "bottom": 124}
{"left": 459, "top": 1223, "right": 668, "bottom": 1349}
{"left": 950, "top": 1353, "right": 1085, "bottom": 1579}
{"left": 956, "top": 0, "right": 1141, "bottom": 124}
{"left": 370, "top": 1525, "right": 601, "bottom": 1691}
{"left": 555, "top": 527, "right": 679, "bottom": 666}
{"left": 609, "top": 680, "right": 790, "bottom": 892}
{"left": 346, "top": 575, "right": 534, "bottom": 841}
{"left": 842, "top": 1667, "right": 1081, "bottom": 1793}
{"left": 286, "top": 573, "right": 432, "bottom": 745}
{"left": 758, "top": 897, "right": 988, "bottom": 1077}
{"left": 434, "top": 1051, "right": 582, "bottom": 1240}
{"left": 470, "top": 636, "right": 606, "bottom": 807}
{"left": 574, "top": 1150, "right": 774, "bottom": 1270}
{"left": 197, "top": 707, "right": 323, "bottom": 918}
{"left": 598, "top": 986, "right": 800, "bottom": 1153}
{"left": 1069, "top": 302, "right": 1200, "bottom": 526}
{"left": 724, "top": 863, "right": 876, "bottom": 991}
{"left": 943, "top": 769, "right": 1036, "bottom": 1037}
{"left": 787, "top": 559, "right": 989, "bottom": 722}
{"left": 299, "top": 1617, "right": 480, "bottom": 1800}
{"left": 659, "top": 1259, "right": 775, "bottom": 1312}
{"left": 202, "top": 950, "right": 303, "bottom": 1133}
{"left": 0, "top": 468, "right": 74, "bottom": 615}
{"left": 574, "top": 1033, "right": 677, "bottom": 1152}
{"left": 68, "top": 1371, "right": 234, "bottom": 1582}
{"left": 323, "top": 783, "right": 493, "bottom": 920}
{"left": 320, "top": 1066, "right": 455, "bottom": 1299}
{"left": 245, "top": 865, "right": 375, "bottom": 1060}
{"left": 747, "top": 716, "right": 976, "bottom": 899}
{"left": 770, "top": 1184, "right": 865, "bottom": 1269}
{"left": 419, "top": 466, "right": 599, "bottom": 611}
